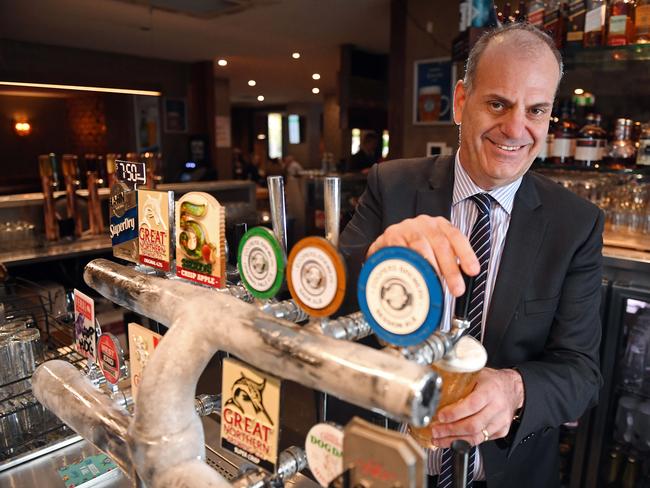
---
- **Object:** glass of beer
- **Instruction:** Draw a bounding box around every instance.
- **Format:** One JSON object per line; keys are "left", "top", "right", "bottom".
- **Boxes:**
{"left": 409, "top": 335, "right": 487, "bottom": 449}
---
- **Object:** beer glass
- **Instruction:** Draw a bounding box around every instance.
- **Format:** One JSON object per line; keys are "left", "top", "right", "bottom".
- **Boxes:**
{"left": 409, "top": 335, "right": 487, "bottom": 449}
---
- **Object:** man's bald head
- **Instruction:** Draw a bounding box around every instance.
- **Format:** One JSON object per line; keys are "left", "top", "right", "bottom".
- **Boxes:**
{"left": 463, "top": 23, "right": 563, "bottom": 95}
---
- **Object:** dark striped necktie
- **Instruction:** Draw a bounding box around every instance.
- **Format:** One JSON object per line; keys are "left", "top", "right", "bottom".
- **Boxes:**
{"left": 437, "top": 192, "right": 492, "bottom": 488}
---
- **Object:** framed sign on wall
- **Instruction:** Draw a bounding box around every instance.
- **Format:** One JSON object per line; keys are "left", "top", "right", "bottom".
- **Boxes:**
{"left": 413, "top": 57, "right": 456, "bottom": 125}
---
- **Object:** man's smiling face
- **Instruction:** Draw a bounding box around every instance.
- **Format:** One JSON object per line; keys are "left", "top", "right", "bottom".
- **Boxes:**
{"left": 453, "top": 31, "right": 560, "bottom": 190}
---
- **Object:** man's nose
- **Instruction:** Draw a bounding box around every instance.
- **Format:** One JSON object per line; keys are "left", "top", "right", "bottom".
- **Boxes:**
{"left": 500, "top": 109, "right": 527, "bottom": 141}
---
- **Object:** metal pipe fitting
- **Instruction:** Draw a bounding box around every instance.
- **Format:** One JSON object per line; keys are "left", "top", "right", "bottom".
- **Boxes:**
{"left": 231, "top": 446, "right": 307, "bottom": 488}
{"left": 195, "top": 394, "right": 221, "bottom": 417}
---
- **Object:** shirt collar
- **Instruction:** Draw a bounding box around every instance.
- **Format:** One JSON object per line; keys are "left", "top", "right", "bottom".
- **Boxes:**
{"left": 452, "top": 150, "right": 522, "bottom": 215}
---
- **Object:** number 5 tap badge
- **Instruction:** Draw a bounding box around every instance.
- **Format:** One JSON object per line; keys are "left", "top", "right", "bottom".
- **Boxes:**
{"left": 175, "top": 192, "right": 226, "bottom": 288}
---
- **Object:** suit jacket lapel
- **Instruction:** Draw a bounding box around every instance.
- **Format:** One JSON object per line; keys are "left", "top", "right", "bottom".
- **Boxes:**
{"left": 416, "top": 156, "right": 454, "bottom": 219}
{"left": 483, "top": 173, "right": 547, "bottom": 360}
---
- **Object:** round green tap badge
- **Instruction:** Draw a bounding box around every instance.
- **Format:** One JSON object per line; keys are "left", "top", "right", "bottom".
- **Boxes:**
{"left": 238, "top": 227, "right": 285, "bottom": 300}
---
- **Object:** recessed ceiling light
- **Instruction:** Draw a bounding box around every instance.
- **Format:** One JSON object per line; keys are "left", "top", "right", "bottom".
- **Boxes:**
{"left": 217, "top": 59, "right": 228, "bottom": 66}
{"left": 257, "top": 95, "right": 265, "bottom": 102}
{"left": 574, "top": 88, "right": 584, "bottom": 95}
{"left": 248, "top": 80, "right": 256, "bottom": 86}
{"left": 312, "top": 87, "right": 320, "bottom": 94}
{"left": 292, "top": 52, "right": 301, "bottom": 59}
{"left": 312, "top": 73, "right": 321, "bottom": 80}
{"left": 257, "top": 134, "right": 266, "bottom": 140}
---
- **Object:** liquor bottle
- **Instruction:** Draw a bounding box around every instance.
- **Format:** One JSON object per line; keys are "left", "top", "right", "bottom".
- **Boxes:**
{"left": 544, "top": 0, "right": 567, "bottom": 48}
{"left": 621, "top": 455, "right": 639, "bottom": 488}
{"left": 566, "top": 0, "right": 587, "bottom": 47}
{"left": 635, "top": 0, "right": 650, "bottom": 43}
{"left": 515, "top": 1, "right": 527, "bottom": 21}
{"left": 503, "top": 2, "right": 513, "bottom": 23}
{"left": 551, "top": 103, "right": 578, "bottom": 165}
{"left": 606, "top": 118, "right": 637, "bottom": 169}
{"left": 607, "top": 0, "right": 635, "bottom": 46}
{"left": 460, "top": 0, "right": 468, "bottom": 33}
{"left": 527, "top": 0, "right": 545, "bottom": 27}
{"left": 604, "top": 445, "right": 623, "bottom": 486}
{"left": 575, "top": 114, "right": 608, "bottom": 168}
{"left": 636, "top": 122, "right": 650, "bottom": 166}
{"left": 584, "top": 0, "right": 608, "bottom": 46}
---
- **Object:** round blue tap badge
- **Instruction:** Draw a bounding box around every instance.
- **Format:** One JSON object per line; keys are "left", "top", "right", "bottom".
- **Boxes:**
{"left": 357, "top": 247, "right": 443, "bottom": 347}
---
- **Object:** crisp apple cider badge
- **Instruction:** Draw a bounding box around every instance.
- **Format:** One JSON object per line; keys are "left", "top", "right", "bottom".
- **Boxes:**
{"left": 175, "top": 192, "right": 226, "bottom": 288}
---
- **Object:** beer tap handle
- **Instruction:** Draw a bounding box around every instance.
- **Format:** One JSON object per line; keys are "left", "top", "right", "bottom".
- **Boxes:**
{"left": 451, "top": 440, "right": 471, "bottom": 488}
{"left": 453, "top": 273, "right": 475, "bottom": 320}
{"left": 267, "top": 176, "right": 287, "bottom": 254}
{"left": 324, "top": 176, "right": 341, "bottom": 247}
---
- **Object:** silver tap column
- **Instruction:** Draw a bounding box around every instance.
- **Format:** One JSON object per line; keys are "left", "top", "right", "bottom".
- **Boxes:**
{"left": 324, "top": 176, "right": 341, "bottom": 248}
{"left": 267, "top": 175, "right": 288, "bottom": 253}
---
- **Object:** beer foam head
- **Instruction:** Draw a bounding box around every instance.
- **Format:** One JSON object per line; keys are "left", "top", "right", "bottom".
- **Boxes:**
{"left": 442, "top": 336, "right": 487, "bottom": 372}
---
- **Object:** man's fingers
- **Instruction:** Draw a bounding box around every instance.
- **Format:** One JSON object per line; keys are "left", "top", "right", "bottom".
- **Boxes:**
{"left": 440, "top": 224, "right": 480, "bottom": 277}
{"left": 436, "top": 391, "right": 489, "bottom": 424}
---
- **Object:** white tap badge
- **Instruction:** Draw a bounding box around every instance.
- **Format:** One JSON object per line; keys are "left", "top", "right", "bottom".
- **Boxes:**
{"left": 127, "top": 322, "right": 162, "bottom": 402}
{"left": 73, "top": 289, "right": 97, "bottom": 361}
{"left": 138, "top": 189, "right": 174, "bottom": 271}
{"left": 305, "top": 423, "right": 344, "bottom": 486}
{"left": 220, "top": 358, "right": 281, "bottom": 472}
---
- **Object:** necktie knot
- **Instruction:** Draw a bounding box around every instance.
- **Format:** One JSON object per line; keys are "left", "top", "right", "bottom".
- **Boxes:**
{"left": 470, "top": 193, "right": 492, "bottom": 216}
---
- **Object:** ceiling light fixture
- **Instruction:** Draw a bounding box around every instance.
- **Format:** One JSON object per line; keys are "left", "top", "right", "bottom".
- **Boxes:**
{"left": 312, "top": 73, "right": 321, "bottom": 80}
{"left": 574, "top": 88, "right": 584, "bottom": 95}
{"left": 0, "top": 81, "right": 161, "bottom": 96}
{"left": 248, "top": 80, "right": 256, "bottom": 86}
{"left": 217, "top": 59, "right": 228, "bottom": 66}
{"left": 14, "top": 121, "right": 31, "bottom": 136}
{"left": 257, "top": 134, "right": 266, "bottom": 140}
{"left": 257, "top": 95, "right": 265, "bottom": 102}
{"left": 292, "top": 52, "right": 301, "bottom": 59}
{"left": 312, "top": 88, "right": 320, "bottom": 94}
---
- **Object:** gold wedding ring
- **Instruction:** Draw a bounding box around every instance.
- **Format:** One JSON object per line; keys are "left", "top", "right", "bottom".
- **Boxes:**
{"left": 482, "top": 428, "right": 490, "bottom": 443}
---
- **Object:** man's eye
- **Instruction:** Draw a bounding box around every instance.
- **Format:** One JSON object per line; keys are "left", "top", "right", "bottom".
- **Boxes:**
{"left": 489, "top": 101, "right": 504, "bottom": 111}
{"left": 530, "top": 107, "right": 546, "bottom": 116}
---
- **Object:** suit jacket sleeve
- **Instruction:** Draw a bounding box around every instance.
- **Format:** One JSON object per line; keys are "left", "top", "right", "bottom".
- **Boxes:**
{"left": 339, "top": 163, "right": 383, "bottom": 311}
{"left": 510, "top": 208, "right": 604, "bottom": 452}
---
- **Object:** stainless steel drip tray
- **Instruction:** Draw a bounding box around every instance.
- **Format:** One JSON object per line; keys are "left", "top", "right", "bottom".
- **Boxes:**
{"left": 0, "top": 416, "right": 317, "bottom": 487}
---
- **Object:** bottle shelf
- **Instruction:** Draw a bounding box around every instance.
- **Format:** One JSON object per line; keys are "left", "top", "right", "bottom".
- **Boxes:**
{"left": 563, "top": 43, "right": 650, "bottom": 69}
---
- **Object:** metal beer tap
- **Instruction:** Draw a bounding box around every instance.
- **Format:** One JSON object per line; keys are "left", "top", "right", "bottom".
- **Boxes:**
{"left": 397, "top": 275, "right": 475, "bottom": 365}
{"left": 231, "top": 446, "right": 307, "bottom": 488}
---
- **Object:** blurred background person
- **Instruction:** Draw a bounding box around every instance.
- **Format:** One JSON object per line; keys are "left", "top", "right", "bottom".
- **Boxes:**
{"left": 348, "top": 131, "right": 379, "bottom": 173}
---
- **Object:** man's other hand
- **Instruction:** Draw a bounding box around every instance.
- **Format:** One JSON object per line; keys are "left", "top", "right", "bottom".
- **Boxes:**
{"left": 429, "top": 368, "right": 525, "bottom": 447}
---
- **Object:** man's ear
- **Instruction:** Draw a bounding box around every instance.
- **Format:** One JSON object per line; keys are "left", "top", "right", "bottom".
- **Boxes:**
{"left": 453, "top": 79, "right": 466, "bottom": 126}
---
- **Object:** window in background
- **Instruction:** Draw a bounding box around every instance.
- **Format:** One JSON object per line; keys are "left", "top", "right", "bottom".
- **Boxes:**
{"left": 351, "top": 128, "right": 361, "bottom": 155}
{"left": 288, "top": 114, "right": 301, "bottom": 144}
{"left": 268, "top": 113, "right": 283, "bottom": 159}
{"left": 382, "top": 130, "right": 389, "bottom": 159}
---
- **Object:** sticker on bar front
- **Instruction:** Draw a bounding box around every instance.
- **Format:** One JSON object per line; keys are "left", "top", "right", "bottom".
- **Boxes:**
{"left": 110, "top": 180, "right": 139, "bottom": 263}
{"left": 305, "top": 423, "right": 344, "bottom": 486}
{"left": 238, "top": 227, "right": 285, "bottom": 300}
{"left": 97, "top": 333, "right": 125, "bottom": 385}
{"left": 287, "top": 236, "right": 346, "bottom": 317}
{"left": 138, "top": 189, "right": 174, "bottom": 272}
{"left": 357, "top": 247, "right": 443, "bottom": 347}
{"left": 221, "top": 358, "right": 281, "bottom": 472}
{"left": 175, "top": 192, "right": 226, "bottom": 288}
{"left": 73, "top": 289, "right": 97, "bottom": 361}
{"left": 128, "top": 323, "right": 162, "bottom": 402}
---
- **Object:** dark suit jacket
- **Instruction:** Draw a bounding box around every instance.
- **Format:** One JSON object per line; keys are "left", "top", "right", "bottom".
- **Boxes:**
{"left": 339, "top": 156, "right": 604, "bottom": 488}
